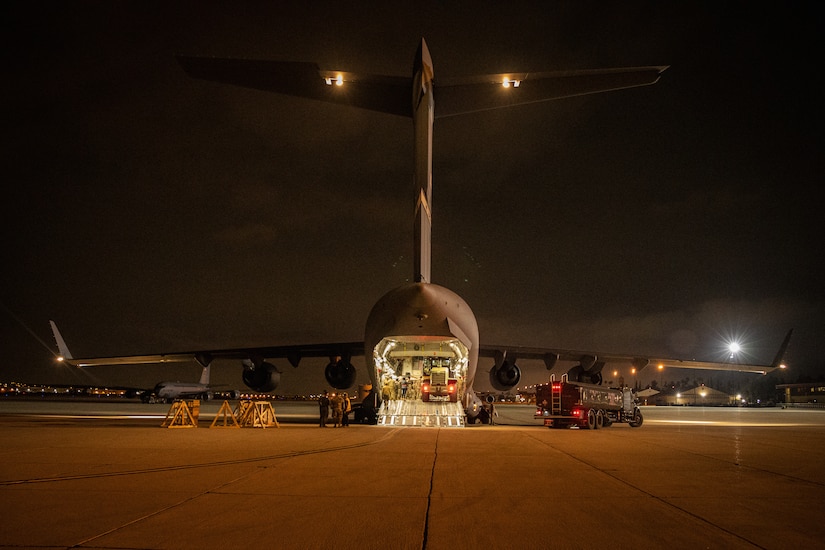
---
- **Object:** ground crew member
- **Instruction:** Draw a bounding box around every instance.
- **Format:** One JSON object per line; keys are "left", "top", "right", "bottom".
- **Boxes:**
{"left": 342, "top": 392, "right": 352, "bottom": 426}
{"left": 318, "top": 390, "right": 330, "bottom": 427}
{"left": 331, "top": 392, "right": 344, "bottom": 427}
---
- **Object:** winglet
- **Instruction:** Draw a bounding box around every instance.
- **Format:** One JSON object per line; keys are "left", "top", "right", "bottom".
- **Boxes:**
{"left": 49, "top": 320, "right": 73, "bottom": 362}
{"left": 771, "top": 329, "right": 793, "bottom": 369}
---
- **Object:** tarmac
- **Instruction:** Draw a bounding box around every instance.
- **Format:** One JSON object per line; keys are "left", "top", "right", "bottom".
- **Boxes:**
{"left": 1, "top": 402, "right": 824, "bottom": 549}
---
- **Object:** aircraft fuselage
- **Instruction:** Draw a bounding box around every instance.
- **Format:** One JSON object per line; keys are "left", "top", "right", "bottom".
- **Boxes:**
{"left": 364, "top": 282, "right": 481, "bottom": 412}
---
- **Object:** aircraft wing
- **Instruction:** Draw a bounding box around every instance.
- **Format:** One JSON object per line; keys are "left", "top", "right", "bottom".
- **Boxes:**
{"left": 56, "top": 340, "right": 365, "bottom": 369}
{"left": 479, "top": 328, "right": 793, "bottom": 376}
{"left": 177, "top": 55, "right": 666, "bottom": 119}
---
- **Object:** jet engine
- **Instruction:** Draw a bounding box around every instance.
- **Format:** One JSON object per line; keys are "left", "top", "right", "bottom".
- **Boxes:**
{"left": 566, "top": 358, "right": 605, "bottom": 385}
{"left": 325, "top": 357, "right": 356, "bottom": 389}
{"left": 489, "top": 353, "right": 521, "bottom": 391}
{"left": 242, "top": 360, "right": 281, "bottom": 392}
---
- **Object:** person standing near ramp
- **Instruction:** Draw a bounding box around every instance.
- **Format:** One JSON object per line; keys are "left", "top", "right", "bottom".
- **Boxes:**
{"left": 331, "top": 392, "right": 344, "bottom": 428}
{"left": 318, "top": 390, "right": 330, "bottom": 427}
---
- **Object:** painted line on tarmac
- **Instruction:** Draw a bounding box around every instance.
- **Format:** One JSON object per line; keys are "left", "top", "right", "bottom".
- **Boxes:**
{"left": 647, "top": 419, "right": 813, "bottom": 427}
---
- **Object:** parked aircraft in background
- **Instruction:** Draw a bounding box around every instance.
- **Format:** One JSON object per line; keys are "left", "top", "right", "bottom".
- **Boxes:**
{"left": 144, "top": 364, "right": 213, "bottom": 404}
{"left": 51, "top": 40, "right": 790, "bottom": 422}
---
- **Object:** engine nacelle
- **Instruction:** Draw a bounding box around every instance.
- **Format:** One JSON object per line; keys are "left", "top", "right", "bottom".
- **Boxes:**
{"left": 242, "top": 361, "right": 281, "bottom": 392}
{"left": 566, "top": 361, "right": 605, "bottom": 385}
{"left": 325, "top": 358, "right": 356, "bottom": 389}
{"left": 489, "top": 360, "right": 521, "bottom": 391}
{"left": 632, "top": 357, "right": 650, "bottom": 370}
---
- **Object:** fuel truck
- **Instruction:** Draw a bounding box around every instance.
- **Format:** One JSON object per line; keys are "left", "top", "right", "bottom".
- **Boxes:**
{"left": 535, "top": 376, "right": 643, "bottom": 429}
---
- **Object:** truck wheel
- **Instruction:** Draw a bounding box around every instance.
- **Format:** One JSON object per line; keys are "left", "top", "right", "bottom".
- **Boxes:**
{"left": 587, "top": 409, "right": 597, "bottom": 430}
{"left": 629, "top": 408, "right": 644, "bottom": 428}
{"left": 596, "top": 410, "right": 604, "bottom": 429}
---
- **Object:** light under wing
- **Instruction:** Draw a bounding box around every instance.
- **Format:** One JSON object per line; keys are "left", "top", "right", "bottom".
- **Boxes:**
{"left": 55, "top": 40, "right": 789, "bottom": 422}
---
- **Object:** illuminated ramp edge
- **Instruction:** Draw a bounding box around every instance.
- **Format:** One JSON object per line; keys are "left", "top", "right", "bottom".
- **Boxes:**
{"left": 377, "top": 400, "right": 465, "bottom": 427}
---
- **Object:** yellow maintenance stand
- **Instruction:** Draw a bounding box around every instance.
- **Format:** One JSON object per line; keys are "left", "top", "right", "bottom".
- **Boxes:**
{"left": 209, "top": 400, "right": 241, "bottom": 428}
{"left": 161, "top": 399, "right": 199, "bottom": 428}
{"left": 235, "top": 400, "right": 279, "bottom": 428}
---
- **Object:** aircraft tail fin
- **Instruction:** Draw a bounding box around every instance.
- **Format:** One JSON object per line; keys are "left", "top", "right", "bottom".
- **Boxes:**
{"left": 771, "top": 329, "right": 793, "bottom": 369}
{"left": 199, "top": 364, "right": 211, "bottom": 386}
{"left": 49, "top": 320, "right": 73, "bottom": 361}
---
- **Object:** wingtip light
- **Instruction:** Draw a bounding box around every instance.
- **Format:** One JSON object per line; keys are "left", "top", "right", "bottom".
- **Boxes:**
{"left": 502, "top": 77, "right": 520, "bottom": 88}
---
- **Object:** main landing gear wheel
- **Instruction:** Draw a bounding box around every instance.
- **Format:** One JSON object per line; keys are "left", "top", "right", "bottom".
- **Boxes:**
{"left": 629, "top": 409, "right": 644, "bottom": 428}
{"left": 587, "top": 409, "right": 597, "bottom": 430}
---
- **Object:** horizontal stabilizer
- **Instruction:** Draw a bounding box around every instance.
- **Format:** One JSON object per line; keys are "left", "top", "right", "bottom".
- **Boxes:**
{"left": 177, "top": 55, "right": 666, "bottom": 121}
{"left": 435, "top": 66, "right": 668, "bottom": 118}
{"left": 177, "top": 56, "right": 412, "bottom": 117}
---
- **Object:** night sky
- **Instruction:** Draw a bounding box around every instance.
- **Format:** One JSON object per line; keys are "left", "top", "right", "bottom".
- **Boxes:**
{"left": 3, "top": 2, "right": 821, "bottom": 393}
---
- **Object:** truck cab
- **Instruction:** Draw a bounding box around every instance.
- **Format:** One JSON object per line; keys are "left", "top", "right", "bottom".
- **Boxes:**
{"left": 421, "top": 365, "right": 458, "bottom": 402}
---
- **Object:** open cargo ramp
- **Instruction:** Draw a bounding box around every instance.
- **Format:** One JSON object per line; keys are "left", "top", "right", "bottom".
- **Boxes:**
{"left": 377, "top": 399, "right": 465, "bottom": 427}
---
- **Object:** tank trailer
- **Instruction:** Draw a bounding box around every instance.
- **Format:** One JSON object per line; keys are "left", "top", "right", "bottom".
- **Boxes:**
{"left": 535, "top": 377, "right": 643, "bottom": 429}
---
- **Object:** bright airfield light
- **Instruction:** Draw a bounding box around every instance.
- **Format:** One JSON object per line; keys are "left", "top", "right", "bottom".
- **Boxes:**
{"left": 502, "top": 78, "right": 510, "bottom": 88}
{"left": 728, "top": 342, "right": 741, "bottom": 354}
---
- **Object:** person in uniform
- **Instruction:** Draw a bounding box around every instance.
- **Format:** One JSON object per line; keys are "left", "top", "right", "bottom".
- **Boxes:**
{"left": 331, "top": 392, "right": 344, "bottom": 428}
{"left": 342, "top": 392, "right": 352, "bottom": 426}
{"left": 318, "top": 390, "right": 330, "bottom": 427}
